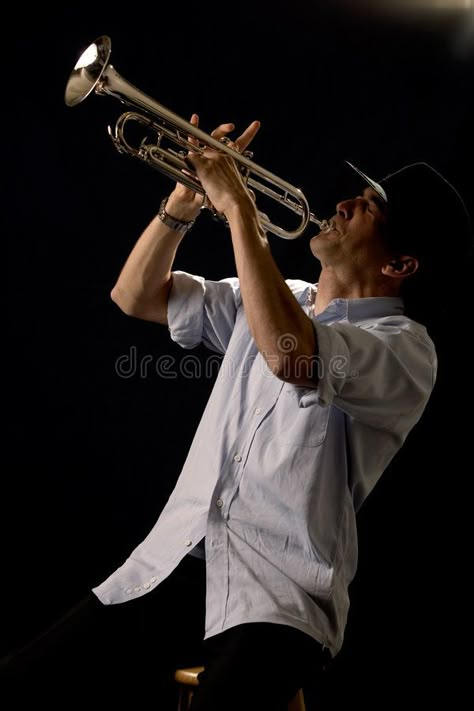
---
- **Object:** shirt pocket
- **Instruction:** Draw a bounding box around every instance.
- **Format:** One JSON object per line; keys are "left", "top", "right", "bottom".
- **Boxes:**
{"left": 269, "top": 384, "right": 330, "bottom": 447}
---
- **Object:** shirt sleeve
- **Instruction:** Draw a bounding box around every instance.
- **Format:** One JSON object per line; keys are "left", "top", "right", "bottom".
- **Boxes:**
{"left": 167, "top": 270, "right": 242, "bottom": 354}
{"left": 309, "top": 317, "right": 437, "bottom": 433}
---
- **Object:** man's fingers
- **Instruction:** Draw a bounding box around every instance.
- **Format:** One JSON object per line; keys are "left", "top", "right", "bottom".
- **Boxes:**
{"left": 188, "top": 113, "right": 199, "bottom": 149}
{"left": 185, "top": 119, "right": 260, "bottom": 174}
{"left": 210, "top": 123, "right": 235, "bottom": 140}
{"left": 184, "top": 154, "right": 202, "bottom": 170}
{"left": 183, "top": 116, "right": 201, "bottom": 180}
{"left": 234, "top": 120, "right": 260, "bottom": 153}
{"left": 192, "top": 119, "right": 260, "bottom": 152}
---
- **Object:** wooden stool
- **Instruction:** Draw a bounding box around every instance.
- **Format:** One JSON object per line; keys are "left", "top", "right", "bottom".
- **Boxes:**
{"left": 174, "top": 666, "right": 306, "bottom": 711}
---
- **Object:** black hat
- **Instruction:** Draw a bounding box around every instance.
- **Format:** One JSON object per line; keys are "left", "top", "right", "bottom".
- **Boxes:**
{"left": 345, "top": 161, "right": 472, "bottom": 264}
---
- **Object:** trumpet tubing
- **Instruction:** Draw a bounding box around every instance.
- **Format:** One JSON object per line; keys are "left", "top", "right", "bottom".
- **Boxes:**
{"left": 65, "top": 36, "right": 330, "bottom": 239}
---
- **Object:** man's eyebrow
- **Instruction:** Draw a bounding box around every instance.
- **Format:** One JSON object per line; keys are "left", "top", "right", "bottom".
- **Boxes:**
{"left": 363, "top": 189, "right": 386, "bottom": 213}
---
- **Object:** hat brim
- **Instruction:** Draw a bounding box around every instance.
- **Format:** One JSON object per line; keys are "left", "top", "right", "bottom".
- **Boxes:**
{"left": 345, "top": 161, "right": 388, "bottom": 203}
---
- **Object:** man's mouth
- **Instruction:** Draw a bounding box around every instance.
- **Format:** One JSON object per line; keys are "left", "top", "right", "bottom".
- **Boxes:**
{"left": 321, "top": 219, "right": 340, "bottom": 235}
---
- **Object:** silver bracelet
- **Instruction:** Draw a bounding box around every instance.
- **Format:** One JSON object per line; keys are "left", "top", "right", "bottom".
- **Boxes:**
{"left": 158, "top": 196, "right": 196, "bottom": 236}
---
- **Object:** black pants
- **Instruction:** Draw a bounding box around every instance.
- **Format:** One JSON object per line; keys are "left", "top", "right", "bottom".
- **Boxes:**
{"left": 194, "top": 621, "right": 329, "bottom": 711}
{"left": 1, "top": 555, "right": 329, "bottom": 710}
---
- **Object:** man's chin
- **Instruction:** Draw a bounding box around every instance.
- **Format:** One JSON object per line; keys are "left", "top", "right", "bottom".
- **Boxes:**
{"left": 309, "top": 237, "right": 322, "bottom": 259}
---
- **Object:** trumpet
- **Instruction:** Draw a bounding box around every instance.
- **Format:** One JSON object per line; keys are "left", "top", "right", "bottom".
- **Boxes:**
{"left": 65, "top": 36, "right": 330, "bottom": 239}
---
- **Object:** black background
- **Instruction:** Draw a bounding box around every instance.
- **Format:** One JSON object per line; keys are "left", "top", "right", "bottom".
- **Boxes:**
{"left": 5, "top": 2, "right": 474, "bottom": 707}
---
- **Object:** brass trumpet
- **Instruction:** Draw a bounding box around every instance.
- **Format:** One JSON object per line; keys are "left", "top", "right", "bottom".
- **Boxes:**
{"left": 65, "top": 36, "right": 330, "bottom": 239}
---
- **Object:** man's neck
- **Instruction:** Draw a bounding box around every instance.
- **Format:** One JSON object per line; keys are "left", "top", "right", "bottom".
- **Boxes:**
{"left": 314, "top": 267, "right": 398, "bottom": 315}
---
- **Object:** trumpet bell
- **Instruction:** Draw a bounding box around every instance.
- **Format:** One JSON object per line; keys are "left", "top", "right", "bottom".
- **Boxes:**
{"left": 65, "top": 36, "right": 111, "bottom": 107}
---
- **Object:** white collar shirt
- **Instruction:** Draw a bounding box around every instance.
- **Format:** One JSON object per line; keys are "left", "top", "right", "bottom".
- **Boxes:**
{"left": 93, "top": 271, "right": 437, "bottom": 655}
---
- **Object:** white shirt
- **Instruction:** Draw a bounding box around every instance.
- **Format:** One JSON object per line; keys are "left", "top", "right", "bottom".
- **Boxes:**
{"left": 93, "top": 272, "right": 437, "bottom": 655}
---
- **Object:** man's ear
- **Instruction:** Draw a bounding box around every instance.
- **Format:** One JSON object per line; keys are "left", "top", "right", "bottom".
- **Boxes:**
{"left": 381, "top": 256, "right": 419, "bottom": 279}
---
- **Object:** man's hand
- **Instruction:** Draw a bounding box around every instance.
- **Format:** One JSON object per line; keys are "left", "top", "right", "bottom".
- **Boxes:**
{"left": 165, "top": 114, "right": 208, "bottom": 222}
{"left": 168, "top": 117, "right": 260, "bottom": 221}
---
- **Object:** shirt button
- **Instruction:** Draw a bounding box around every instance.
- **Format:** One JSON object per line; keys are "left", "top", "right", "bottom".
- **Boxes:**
{"left": 233, "top": 454, "right": 242, "bottom": 462}
{"left": 126, "top": 588, "right": 134, "bottom": 594}
{"left": 254, "top": 408, "right": 262, "bottom": 415}
{"left": 216, "top": 499, "right": 224, "bottom": 508}
{"left": 150, "top": 577, "right": 157, "bottom": 584}
{"left": 134, "top": 586, "right": 141, "bottom": 592}
{"left": 143, "top": 582, "right": 151, "bottom": 589}
{"left": 185, "top": 539, "right": 193, "bottom": 547}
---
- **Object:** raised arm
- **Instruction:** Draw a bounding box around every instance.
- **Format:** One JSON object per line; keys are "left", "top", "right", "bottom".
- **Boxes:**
{"left": 186, "top": 132, "right": 316, "bottom": 381}
{"left": 110, "top": 116, "right": 260, "bottom": 325}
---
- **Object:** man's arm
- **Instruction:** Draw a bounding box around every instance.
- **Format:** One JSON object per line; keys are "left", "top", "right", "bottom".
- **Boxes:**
{"left": 110, "top": 114, "right": 203, "bottom": 325}
{"left": 110, "top": 188, "right": 200, "bottom": 324}
{"left": 186, "top": 148, "right": 316, "bottom": 383}
{"left": 111, "top": 117, "right": 260, "bottom": 325}
{"left": 227, "top": 199, "right": 316, "bottom": 381}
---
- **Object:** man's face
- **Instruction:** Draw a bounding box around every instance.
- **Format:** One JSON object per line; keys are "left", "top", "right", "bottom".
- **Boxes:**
{"left": 310, "top": 187, "right": 391, "bottom": 271}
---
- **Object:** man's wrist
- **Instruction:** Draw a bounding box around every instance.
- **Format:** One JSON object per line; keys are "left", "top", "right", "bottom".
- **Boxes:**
{"left": 225, "top": 193, "right": 262, "bottom": 230}
{"left": 158, "top": 196, "right": 197, "bottom": 236}
{"left": 164, "top": 193, "right": 201, "bottom": 223}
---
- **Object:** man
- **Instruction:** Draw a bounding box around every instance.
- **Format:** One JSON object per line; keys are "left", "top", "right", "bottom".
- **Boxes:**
{"left": 99, "top": 115, "right": 470, "bottom": 708}
{"left": 3, "top": 117, "right": 470, "bottom": 709}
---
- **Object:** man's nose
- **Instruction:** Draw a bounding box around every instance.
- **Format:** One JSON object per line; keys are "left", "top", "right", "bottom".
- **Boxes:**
{"left": 336, "top": 199, "right": 354, "bottom": 220}
{"left": 336, "top": 197, "right": 365, "bottom": 220}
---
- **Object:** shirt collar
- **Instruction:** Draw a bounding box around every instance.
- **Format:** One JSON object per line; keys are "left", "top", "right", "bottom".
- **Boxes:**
{"left": 306, "top": 284, "right": 404, "bottom": 324}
